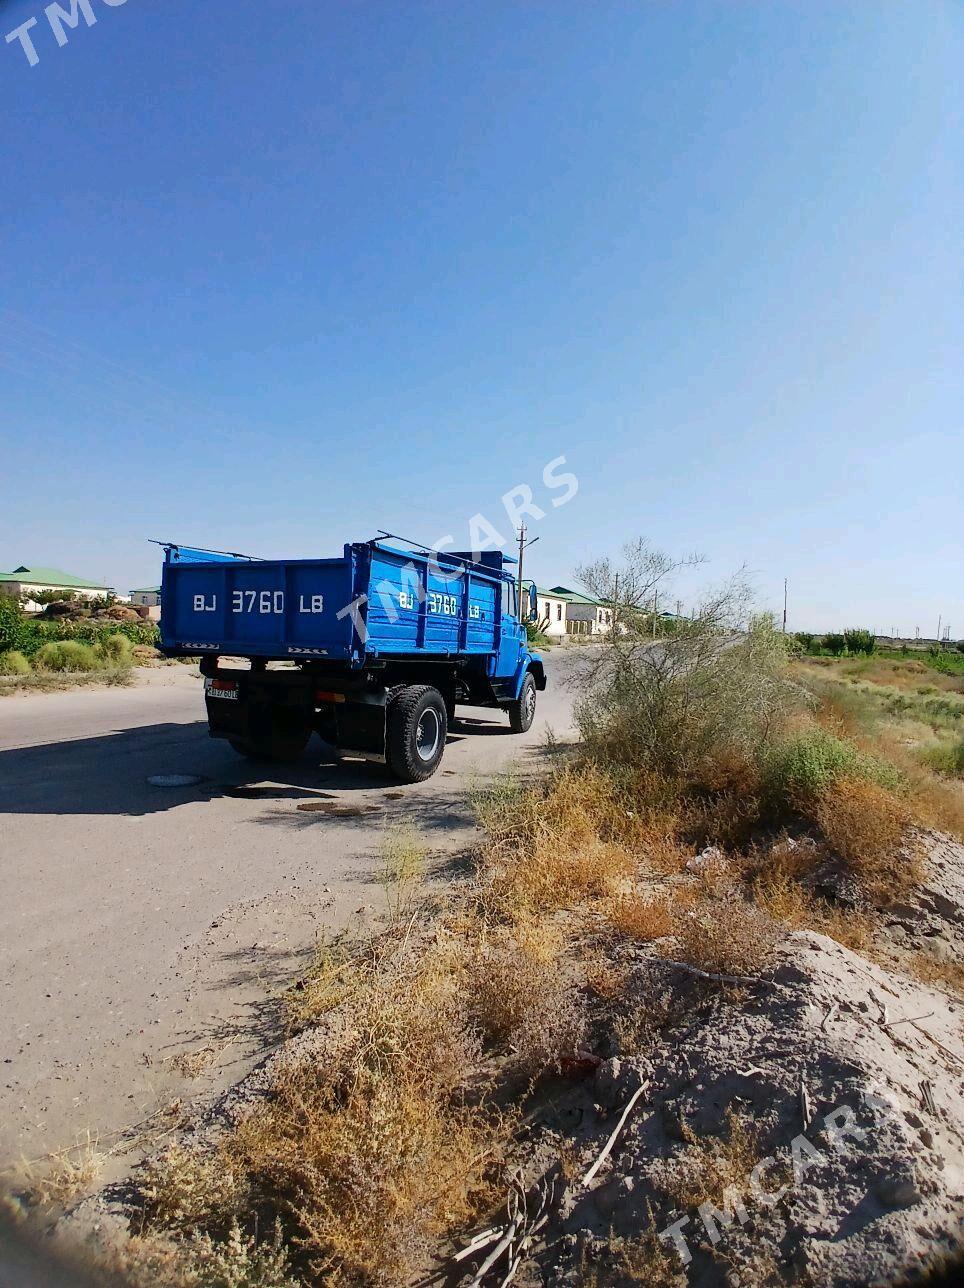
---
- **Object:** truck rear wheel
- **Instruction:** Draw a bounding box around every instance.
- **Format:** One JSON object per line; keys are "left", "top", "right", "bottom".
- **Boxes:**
{"left": 386, "top": 685, "right": 448, "bottom": 782}
{"left": 508, "top": 672, "right": 537, "bottom": 733}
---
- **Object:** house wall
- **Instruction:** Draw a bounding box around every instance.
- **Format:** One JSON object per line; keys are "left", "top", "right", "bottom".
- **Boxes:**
{"left": 565, "top": 603, "right": 613, "bottom": 635}
{"left": 536, "top": 594, "right": 568, "bottom": 639}
{"left": 1, "top": 582, "right": 108, "bottom": 611}
{"left": 130, "top": 592, "right": 161, "bottom": 607}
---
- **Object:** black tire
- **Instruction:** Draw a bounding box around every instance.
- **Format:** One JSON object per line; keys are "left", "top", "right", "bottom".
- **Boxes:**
{"left": 508, "top": 672, "right": 537, "bottom": 733}
{"left": 386, "top": 685, "right": 448, "bottom": 782}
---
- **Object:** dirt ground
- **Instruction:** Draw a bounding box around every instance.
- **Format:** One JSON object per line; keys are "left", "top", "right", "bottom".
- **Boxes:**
{"left": 0, "top": 660, "right": 576, "bottom": 1178}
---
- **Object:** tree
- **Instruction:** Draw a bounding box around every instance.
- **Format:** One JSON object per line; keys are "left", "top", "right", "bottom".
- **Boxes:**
{"left": 577, "top": 536, "right": 705, "bottom": 639}
{"left": 843, "top": 628, "right": 875, "bottom": 656}
{"left": 26, "top": 588, "right": 77, "bottom": 606}
{"left": 823, "top": 633, "right": 846, "bottom": 657}
{"left": 0, "top": 594, "right": 27, "bottom": 653}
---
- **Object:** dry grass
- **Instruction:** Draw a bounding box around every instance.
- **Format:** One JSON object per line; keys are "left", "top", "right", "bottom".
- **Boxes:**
{"left": 231, "top": 932, "right": 511, "bottom": 1285}
{"left": 137, "top": 909, "right": 522, "bottom": 1285}
{"left": 871, "top": 733, "right": 964, "bottom": 839}
{"left": 907, "top": 952, "right": 964, "bottom": 999}
{"left": 814, "top": 777, "right": 923, "bottom": 901}
{"left": 475, "top": 766, "right": 640, "bottom": 919}
{"left": 463, "top": 919, "right": 586, "bottom": 1072}
{"left": 285, "top": 933, "right": 360, "bottom": 1031}
{"left": 742, "top": 839, "right": 875, "bottom": 955}
{"left": 113, "top": 1222, "right": 299, "bottom": 1288}
{"left": 167, "top": 1046, "right": 217, "bottom": 1080}
{"left": 23, "top": 1134, "right": 104, "bottom": 1208}
{"left": 0, "top": 667, "right": 134, "bottom": 697}
{"left": 673, "top": 894, "right": 781, "bottom": 977}
{"left": 661, "top": 1109, "right": 761, "bottom": 1209}
{"left": 580, "top": 1212, "right": 687, "bottom": 1287}
{"left": 137, "top": 1144, "right": 249, "bottom": 1236}
{"left": 650, "top": 1111, "right": 763, "bottom": 1242}
{"left": 378, "top": 825, "right": 425, "bottom": 923}
{"left": 608, "top": 891, "right": 675, "bottom": 942}
{"left": 798, "top": 662, "right": 964, "bottom": 842}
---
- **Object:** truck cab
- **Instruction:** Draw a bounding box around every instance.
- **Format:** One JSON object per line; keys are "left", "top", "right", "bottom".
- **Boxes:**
{"left": 159, "top": 538, "right": 546, "bottom": 782}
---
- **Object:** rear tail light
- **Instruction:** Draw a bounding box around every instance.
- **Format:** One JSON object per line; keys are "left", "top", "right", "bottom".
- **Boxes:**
{"left": 314, "top": 689, "right": 346, "bottom": 704}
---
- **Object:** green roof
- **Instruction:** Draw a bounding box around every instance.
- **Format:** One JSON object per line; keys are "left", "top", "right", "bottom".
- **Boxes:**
{"left": 0, "top": 566, "right": 111, "bottom": 590}
{"left": 547, "top": 585, "right": 601, "bottom": 605}
{"left": 130, "top": 587, "right": 161, "bottom": 594}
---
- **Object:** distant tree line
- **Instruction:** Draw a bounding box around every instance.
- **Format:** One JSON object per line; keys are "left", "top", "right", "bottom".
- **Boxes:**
{"left": 794, "top": 629, "right": 964, "bottom": 659}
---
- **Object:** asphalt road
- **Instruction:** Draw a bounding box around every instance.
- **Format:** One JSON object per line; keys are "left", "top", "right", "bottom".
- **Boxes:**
{"left": 0, "top": 656, "right": 577, "bottom": 1173}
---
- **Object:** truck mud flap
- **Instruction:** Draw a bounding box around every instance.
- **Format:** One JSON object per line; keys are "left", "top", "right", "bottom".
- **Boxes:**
{"left": 318, "top": 692, "right": 387, "bottom": 762}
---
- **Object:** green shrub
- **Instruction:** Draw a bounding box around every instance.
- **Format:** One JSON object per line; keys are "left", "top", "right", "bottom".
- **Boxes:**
{"left": 34, "top": 641, "right": 101, "bottom": 673}
{"left": 0, "top": 649, "right": 30, "bottom": 676}
{"left": 822, "top": 633, "right": 846, "bottom": 657}
{"left": 2, "top": 615, "right": 160, "bottom": 660}
{"left": 763, "top": 727, "right": 900, "bottom": 802}
{"left": 843, "top": 628, "right": 875, "bottom": 656}
{"left": 97, "top": 633, "right": 134, "bottom": 666}
{"left": 0, "top": 595, "right": 29, "bottom": 654}
{"left": 793, "top": 631, "right": 815, "bottom": 654}
{"left": 919, "top": 739, "right": 964, "bottom": 779}
{"left": 59, "top": 620, "right": 160, "bottom": 650}
{"left": 574, "top": 587, "right": 800, "bottom": 779}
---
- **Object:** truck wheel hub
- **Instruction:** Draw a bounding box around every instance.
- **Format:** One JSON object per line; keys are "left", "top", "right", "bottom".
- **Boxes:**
{"left": 416, "top": 709, "right": 442, "bottom": 760}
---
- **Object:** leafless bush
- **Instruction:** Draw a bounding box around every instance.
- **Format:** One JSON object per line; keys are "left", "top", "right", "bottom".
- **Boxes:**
{"left": 465, "top": 920, "right": 586, "bottom": 1072}
{"left": 574, "top": 541, "right": 800, "bottom": 780}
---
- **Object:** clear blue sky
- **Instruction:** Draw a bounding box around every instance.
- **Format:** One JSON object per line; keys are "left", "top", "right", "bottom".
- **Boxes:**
{"left": 1, "top": 1, "right": 960, "bottom": 634}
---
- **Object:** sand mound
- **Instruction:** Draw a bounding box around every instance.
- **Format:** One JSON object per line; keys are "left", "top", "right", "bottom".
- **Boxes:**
{"left": 548, "top": 928, "right": 964, "bottom": 1285}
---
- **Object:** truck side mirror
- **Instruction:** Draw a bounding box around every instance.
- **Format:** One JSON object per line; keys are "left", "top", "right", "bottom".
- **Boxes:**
{"left": 528, "top": 584, "right": 538, "bottom": 621}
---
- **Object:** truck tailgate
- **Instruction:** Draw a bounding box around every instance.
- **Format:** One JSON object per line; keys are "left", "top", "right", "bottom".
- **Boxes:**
{"left": 161, "top": 558, "right": 356, "bottom": 659}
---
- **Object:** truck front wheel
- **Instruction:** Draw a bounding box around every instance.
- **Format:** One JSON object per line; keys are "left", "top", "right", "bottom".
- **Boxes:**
{"left": 386, "top": 685, "right": 448, "bottom": 782}
{"left": 508, "top": 673, "right": 537, "bottom": 734}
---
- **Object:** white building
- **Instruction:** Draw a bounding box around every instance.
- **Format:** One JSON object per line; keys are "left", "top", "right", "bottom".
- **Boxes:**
{"left": 0, "top": 565, "right": 113, "bottom": 611}
{"left": 129, "top": 587, "right": 161, "bottom": 608}
{"left": 528, "top": 584, "right": 613, "bottom": 639}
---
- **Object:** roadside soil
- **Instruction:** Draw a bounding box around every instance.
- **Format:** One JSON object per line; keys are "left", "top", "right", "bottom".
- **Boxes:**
{"left": 0, "top": 660, "right": 576, "bottom": 1182}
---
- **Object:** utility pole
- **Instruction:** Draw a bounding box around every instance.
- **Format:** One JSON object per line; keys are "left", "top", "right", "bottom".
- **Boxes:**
{"left": 516, "top": 525, "right": 539, "bottom": 619}
{"left": 937, "top": 614, "right": 942, "bottom": 647}
{"left": 782, "top": 579, "right": 787, "bottom": 633}
{"left": 653, "top": 589, "right": 658, "bottom": 640}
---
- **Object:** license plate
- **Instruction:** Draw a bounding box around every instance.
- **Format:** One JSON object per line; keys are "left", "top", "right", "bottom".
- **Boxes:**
{"left": 205, "top": 680, "right": 238, "bottom": 701}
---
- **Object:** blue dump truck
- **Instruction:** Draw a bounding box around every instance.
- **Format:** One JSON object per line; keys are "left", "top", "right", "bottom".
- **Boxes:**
{"left": 159, "top": 537, "right": 546, "bottom": 782}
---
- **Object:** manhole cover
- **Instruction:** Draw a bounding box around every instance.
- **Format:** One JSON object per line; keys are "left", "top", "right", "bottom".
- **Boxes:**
{"left": 148, "top": 774, "right": 203, "bottom": 788}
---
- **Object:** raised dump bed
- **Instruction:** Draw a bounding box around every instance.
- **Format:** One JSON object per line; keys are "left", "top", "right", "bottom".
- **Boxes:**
{"left": 159, "top": 539, "right": 546, "bottom": 781}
